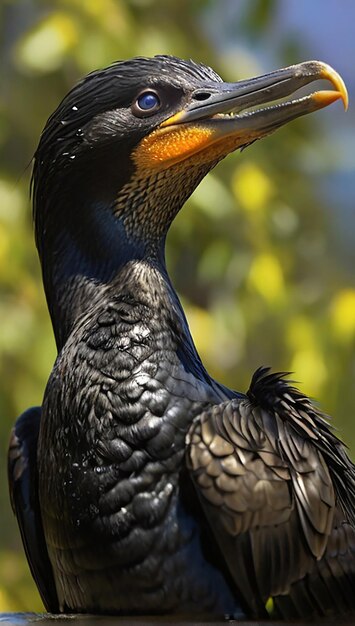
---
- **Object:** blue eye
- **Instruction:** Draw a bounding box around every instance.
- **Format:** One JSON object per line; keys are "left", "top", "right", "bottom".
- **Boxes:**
{"left": 138, "top": 92, "right": 159, "bottom": 110}
{"left": 134, "top": 91, "right": 161, "bottom": 115}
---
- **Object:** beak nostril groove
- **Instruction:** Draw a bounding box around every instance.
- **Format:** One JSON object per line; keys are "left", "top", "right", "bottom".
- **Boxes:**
{"left": 193, "top": 91, "right": 212, "bottom": 101}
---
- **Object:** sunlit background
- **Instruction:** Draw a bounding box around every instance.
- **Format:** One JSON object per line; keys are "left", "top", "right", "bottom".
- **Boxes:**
{"left": 0, "top": 0, "right": 354, "bottom": 611}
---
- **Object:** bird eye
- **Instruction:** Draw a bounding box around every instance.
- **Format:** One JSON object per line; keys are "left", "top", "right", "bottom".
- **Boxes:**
{"left": 132, "top": 91, "right": 161, "bottom": 117}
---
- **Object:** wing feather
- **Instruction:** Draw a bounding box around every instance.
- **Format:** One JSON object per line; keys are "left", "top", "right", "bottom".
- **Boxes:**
{"left": 187, "top": 368, "right": 355, "bottom": 619}
{"left": 8, "top": 407, "right": 58, "bottom": 612}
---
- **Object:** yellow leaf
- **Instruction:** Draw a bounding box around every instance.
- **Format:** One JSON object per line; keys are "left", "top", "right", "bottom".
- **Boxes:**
{"left": 192, "top": 173, "right": 234, "bottom": 218}
{"left": 61, "top": 0, "right": 131, "bottom": 35}
{"left": 0, "top": 223, "right": 9, "bottom": 265}
{"left": 15, "top": 13, "right": 78, "bottom": 74}
{"left": 0, "top": 178, "right": 25, "bottom": 222}
{"left": 265, "top": 596, "right": 274, "bottom": 615}
{"left": 184, "top": 302, "right": 215, "bottom": 357}
{"left": 232, "top": 162, "right": 274, "bottom": 212}
{"left": 330, "top": 289, "right": 355, "bottom": 341}
{"left": 0, "top": 586, "right": 16, "bottom": 611}
{"left": 248, "top": 253, "right": 284, "bottom": 302}
{"left": 290, "top": 348, "right": 327, "bottom": 396}
{"left": 286, "top": 316, "right": 315, "bottom": 352}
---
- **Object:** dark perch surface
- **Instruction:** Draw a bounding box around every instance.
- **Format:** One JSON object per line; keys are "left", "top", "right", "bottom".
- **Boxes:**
{"left": 1, "top": 616, "right": 355, "bottom": 626}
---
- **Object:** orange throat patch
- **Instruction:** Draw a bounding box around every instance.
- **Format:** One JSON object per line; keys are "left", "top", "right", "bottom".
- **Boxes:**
{"left": 132, "top": 121, "right": 265, "bottom": 172}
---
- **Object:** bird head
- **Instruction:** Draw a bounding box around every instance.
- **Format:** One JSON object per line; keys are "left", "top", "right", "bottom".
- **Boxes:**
{"left": 32, "top": 55, "right": 347, "bottom": 345}
{"left": 34, "top": 54, "right": 347, "bottom": 247}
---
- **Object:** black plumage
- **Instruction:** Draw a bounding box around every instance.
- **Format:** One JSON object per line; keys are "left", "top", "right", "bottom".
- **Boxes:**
{"left": 187, "top": 368, "right": 355, "bottom": 617}
{"left": 8, "top": 407, "right": 58, "bottom": 612}
{"left": 8, "top": 55, "right": 354, "bottom": 619}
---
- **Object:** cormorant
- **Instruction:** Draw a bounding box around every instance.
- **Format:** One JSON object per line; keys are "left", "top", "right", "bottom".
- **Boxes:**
{"left": 8, "top": 55, "right": 355, "bottom": 619}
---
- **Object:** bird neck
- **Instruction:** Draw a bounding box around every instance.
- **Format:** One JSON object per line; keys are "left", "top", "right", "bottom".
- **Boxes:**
{"left": 36, "top": 157, "right": 214, "bottom": 351}
{"left": 35, "top": 153, "right": 220, "bottom": 354}
{"left": 39, "top": 194, "right": 169, "bottom": 351}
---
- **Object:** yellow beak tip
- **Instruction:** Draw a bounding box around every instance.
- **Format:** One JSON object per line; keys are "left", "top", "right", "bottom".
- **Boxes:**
{"left": 319, "top": 64, "right": 349, "bottom": 111}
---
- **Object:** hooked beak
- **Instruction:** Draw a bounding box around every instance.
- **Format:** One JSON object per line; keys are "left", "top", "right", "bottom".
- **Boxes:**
{"left": 163, "top": 60, "right": 347, "bottom": 127}
{"left": 134, "top": 61, "right": 348, "bottom": 170}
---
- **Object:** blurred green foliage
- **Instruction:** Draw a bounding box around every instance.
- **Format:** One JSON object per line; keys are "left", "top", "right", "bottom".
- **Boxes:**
{"left": 0, "top": 0, "right": 354, "bottom": 611}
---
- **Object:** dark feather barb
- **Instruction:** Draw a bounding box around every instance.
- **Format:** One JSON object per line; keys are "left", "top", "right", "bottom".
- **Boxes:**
{"left": 248, "top": 367, "right": 355, "bottom": 527}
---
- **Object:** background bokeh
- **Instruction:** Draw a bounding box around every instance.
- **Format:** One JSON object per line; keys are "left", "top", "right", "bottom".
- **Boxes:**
{"left": 0, "top": 0, "right": 354, "bottom": 611}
